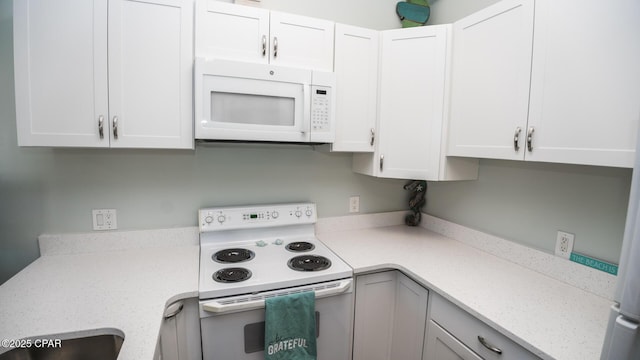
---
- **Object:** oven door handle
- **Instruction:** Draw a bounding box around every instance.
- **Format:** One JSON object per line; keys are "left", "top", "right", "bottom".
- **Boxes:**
{"left": 202, "top": 279, "right": 352, "bottom": 314}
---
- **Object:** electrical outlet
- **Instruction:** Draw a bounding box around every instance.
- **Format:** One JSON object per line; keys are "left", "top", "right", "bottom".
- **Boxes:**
{"left": 92, "top": 209, "right": 118, "bottom": 231}
{"left": 555, "top": 231, "right": 574, "bottom": 259}
{"left": 349, "top": 196, "right": 360, "bottom": 213}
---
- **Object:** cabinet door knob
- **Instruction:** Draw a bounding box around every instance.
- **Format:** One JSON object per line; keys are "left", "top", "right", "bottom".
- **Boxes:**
{"left": 98, "top": 115, "right": 105, "bottom": 139}
{"left": 527, "top": 126, "right": 535, "bottom": 152}
{"left": 113, "top": 116, "right": 119, "bottom": 140}
{"left": 370, "top": 128, "right": 375, "bottom": 146}
{"left": 478, "top": 336, "right": 503, "bottom": 355}
{"left": 262, "top": 35, "right": 267, "bottom": 57}
{"left": 379, "top": 154, "right": 384, "bottom": 171}
{"left": 513, "top": 127, "right": 521, "bottom": 151}
{"left": 273, "top": 36, "right": 278, "bottom": 58}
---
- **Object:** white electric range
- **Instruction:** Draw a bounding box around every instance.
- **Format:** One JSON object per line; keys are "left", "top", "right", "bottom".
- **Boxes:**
{"left": 197, "top": 203, "right": 354, "bottom": 360}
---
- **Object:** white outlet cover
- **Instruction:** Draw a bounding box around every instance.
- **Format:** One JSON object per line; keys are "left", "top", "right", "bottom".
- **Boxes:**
{"left": 555, "top": 231, "right": 575, "bottom": 259}
{"left": 92, "top": 209, "right": 118, "bottom": 231}
{"left": 349, "top": 196, "right": 360, "bottom": 213}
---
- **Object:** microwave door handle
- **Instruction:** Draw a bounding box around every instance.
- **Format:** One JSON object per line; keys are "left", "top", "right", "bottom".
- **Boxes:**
{"left": 301, "top": 84, "right": 310, "bottom": 137}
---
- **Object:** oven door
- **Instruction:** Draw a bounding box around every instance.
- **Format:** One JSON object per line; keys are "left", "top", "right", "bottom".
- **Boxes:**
{"left": 195, "top": 59, "right": 312, "bottom": 143}
{"left": 199, "top": 279, "right": 354, "bottom": 360}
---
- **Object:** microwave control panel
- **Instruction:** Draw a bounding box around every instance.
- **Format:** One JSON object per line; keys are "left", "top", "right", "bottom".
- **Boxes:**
{"left": 311, "top": 86, "right": 331, "bottom": 133}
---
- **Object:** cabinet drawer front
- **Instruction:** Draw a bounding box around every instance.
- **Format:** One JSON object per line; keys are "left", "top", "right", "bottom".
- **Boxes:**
{"left": 427, "top": 320, "right": 483, "bottom": 360}
{"left": 430, "top": 294, "right": 540, "bottom": 360}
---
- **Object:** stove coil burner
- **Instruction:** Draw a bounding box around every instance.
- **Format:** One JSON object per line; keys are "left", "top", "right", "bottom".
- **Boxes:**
{"left": 213, "top": 248, "right": 255, "bottom": 263}
{"left": 288, "top": 255, "right": 332, "bottom": 272}
{"left": 285, "top": 241, "right": 316, "bottom": 252}
{"left": 213, "top": 267, "right": 252, "bottom": 283}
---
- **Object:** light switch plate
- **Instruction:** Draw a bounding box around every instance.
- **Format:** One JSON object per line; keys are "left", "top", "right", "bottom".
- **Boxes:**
{"left": 92, "top": 209, "right": 117, "bottom": 231}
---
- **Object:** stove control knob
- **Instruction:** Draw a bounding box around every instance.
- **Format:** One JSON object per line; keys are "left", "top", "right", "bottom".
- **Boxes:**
{"left": 272, "top": 211, "right": 279, "bottom": 219}
{"left": 305, "top": 209, "right": 313, "bottom": 217}
{"left": 217, "top": 215, "right": 226, "bottom": 224}
{"left": 256, "top": 240, "right": 268, "bottom": 247}
{"left": 274, "top": 239, "right": 283, "bottom": 245}
{"left": 295, "top": 210, "right": 302, "bottom": 218}
{"left": 204, "top": 215, "right": 213, "bottom": 224}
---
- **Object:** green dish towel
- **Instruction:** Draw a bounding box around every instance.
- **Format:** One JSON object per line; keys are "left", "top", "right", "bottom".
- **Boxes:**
{"left": 264, "top": 291, "right": 317, "bottom": 360}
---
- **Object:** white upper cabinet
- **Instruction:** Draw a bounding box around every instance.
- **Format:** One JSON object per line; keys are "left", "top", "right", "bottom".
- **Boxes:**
{"left": 195, "top": 1, "right": 334, "bottom": 71}
{"left": 108, "top": 0, "right": 194, "bottom": 149}
{"left": 13, "top": 0, "right": 194, "bottom": 149}
{"left": 447, "top": 0, "right": 535, "bottom": 161}
{"left": 353, "top": 25, "right": 478, "bottom": 181}
{"left": 268, "top": 11, "right": 334, "bottom": 71}
{"left": 447, "top": 0, "right": 640, "bottom": 168}
{"left": 195, "top": 1, "right": 270, "bottom": 64}
{"left": 14, "top": 0, "right": 109, "bottom": 147}
{"left": 525, "top": 0, "right": 640, "bottom": 167}
{"left": 332, "top": 24, "right": 379, "bottom": 152}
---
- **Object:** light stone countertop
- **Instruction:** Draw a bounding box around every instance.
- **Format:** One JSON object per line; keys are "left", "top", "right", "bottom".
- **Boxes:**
{"left": 316, "top": 221, "right": 613, "bottom": 360}
{"left": 0, "top": 214, "right": 614, "bottom": 360}
{"left": 0, "top": 229, "right": 200, "bottom": 359}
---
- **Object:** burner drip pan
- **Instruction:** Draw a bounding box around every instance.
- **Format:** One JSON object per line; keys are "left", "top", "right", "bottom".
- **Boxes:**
{"left": 213, "top": 248, "right": 255, "bottom": 263}
{"left": 213, "top": 267, "right": 252, "bottom": 283}
{"left": 288, "top": 255, "right": 332, "bottom": 272}
{"left": 286, "top": 241, "right": 315, "bottom": 252}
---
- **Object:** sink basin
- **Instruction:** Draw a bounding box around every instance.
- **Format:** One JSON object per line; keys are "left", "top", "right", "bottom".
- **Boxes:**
{"left": 0, "top": 333, "right": 124, "bottom": 360}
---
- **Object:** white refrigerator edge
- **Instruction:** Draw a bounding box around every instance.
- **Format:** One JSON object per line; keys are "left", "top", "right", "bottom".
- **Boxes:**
{"left": 601, "top": 124, "right": 640, "bottom": 359}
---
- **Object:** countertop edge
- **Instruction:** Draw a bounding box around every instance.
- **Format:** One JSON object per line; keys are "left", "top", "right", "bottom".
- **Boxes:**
{"left": 317, "top": 224, "right": 611, "bottom": 360}
{"left": 350, "top": 262, "right": 553, "bottom": 360}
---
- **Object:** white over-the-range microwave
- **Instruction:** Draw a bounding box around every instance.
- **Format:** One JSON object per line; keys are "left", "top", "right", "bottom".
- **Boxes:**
{"left": 194, "top": 58, "right": 335, "bottom": 143}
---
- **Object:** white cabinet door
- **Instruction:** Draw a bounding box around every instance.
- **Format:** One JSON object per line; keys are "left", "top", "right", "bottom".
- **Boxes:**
{"left": 353, "top": 271, "right": 429, "bottom": 360}
{"left": 195, "top": 0, "right": 269, "bottom": 63}
{"left": 108, "top": 0, "right": 194, "bottom": 149}
{"left": 390, "top": 272, "right": 429, "bottom": 360}
{"left": 195, "top": 2, "right": 334, "bottom": 71}
{"left": 353, "top": 25, "right": 478, "bottom": 181}
{"left": 13, "top": 0, "right": 109, "bottom": 147}
{"left": 353, "top": 271, "right": 396, "bottom": 360}
{"left": 269, "top": 11, "right": 334, "bottom": 71}
{"left": 332, "top": 24, "right": 379, "bottom": 152}
{"left": 526, "top": 0, "right": 640, "bottom": 167}
{"left": 424, "top": 321, "right": 483, "bottom": 360}
{"left": 14, "top": 0, "right": 194, "bottom": 149}
{"left": 447, "top": 0, "right": 535, "bottom": 160}
{"left": 375, "top": 26, "right": 449, "bottom": 179}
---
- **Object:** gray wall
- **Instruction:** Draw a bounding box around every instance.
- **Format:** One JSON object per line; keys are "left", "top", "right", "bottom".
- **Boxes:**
{"left": 426, "top": 161, "right": 631, "bottom": 264}
{"left": 0, "top": 0, "right": 407, "bottom": 284}
{"left": 427, "top": 0, "right": 502, "bottom": 24}
{"left": 0, "top": 0, "right": 633, "bottom": 285}
{"left": 423, "top": 0, "right": 632, "bottom": 264}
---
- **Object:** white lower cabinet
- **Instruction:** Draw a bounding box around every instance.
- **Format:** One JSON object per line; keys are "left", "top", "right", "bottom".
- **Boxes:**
{"left": 353, "top": 271, "right": 429, "bottom": 360}
{"left": 426, "top": 321, "right": 482, "bottom": 360}
{"left": 354, "top": 273, "right": 541, "bottom": 360}
{"left": 155, "top": 298, "right": 202, "bottom": 360}
{"left": 425, "top": 293, "right": 540, "bottom": 360}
